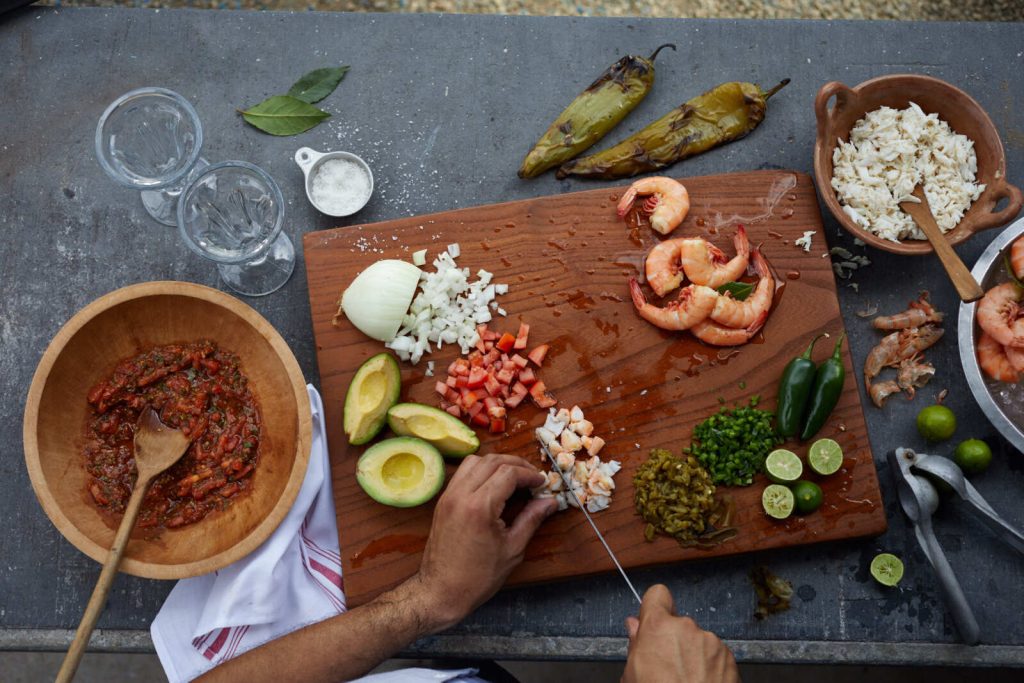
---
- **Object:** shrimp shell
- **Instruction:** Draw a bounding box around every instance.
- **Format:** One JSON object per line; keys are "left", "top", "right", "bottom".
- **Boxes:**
{"left": 871, "top": 292, "right": 944, "bottom": 330}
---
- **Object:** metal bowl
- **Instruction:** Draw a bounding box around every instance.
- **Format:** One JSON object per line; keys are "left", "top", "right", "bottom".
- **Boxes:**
{"left": 958, "top": 217, "right": 1024, "bottom": 452}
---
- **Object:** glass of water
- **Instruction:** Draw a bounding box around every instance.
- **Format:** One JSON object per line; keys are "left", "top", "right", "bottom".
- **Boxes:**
{"left": 177, "top": 161, "right": 295, "bottom": 297}
{"left": 95, "top": 87, "right": 208, "bottom": 226}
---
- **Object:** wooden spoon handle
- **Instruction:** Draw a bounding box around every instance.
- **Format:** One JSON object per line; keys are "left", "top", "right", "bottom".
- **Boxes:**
{"left": 55, "top": 476, "right": 151, "bottom": 683}
{"left": 923, "top": 219, "right": 985, "bottom": 302}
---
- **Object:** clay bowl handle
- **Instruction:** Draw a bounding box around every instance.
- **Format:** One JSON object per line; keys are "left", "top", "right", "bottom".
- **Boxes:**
{"left": 970, "top": 178, "right": 1024, "bottom": 234}
{"left": 814, "top": 81, "right": 857, "bottom": 141}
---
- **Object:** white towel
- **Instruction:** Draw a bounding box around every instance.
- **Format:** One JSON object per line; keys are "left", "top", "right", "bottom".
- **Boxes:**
{"left": 152, "top": 385, "right": 346, "bottom": 683}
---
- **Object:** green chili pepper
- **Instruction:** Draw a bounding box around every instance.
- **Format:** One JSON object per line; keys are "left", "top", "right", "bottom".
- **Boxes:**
{"left": 800, "top": 333, "right": 847, "bottom": 440}
{"left": 557, "top": 78, "right": 790, "bottom": 180}
{"left": 775, "top": 334, "right": 827, "bottom": 438}
{"left": 518, "top": 44, "right": 676, "bottom": 179}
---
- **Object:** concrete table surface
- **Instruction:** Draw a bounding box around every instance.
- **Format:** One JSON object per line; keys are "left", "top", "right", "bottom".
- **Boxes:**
{"left": 2, "top": 6, "right": 1024, "bottom": 667}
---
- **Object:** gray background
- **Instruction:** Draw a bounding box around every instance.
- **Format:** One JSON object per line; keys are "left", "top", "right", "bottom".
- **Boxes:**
{"left": 2, "top": 5, "right": 1024, "bottom": 665}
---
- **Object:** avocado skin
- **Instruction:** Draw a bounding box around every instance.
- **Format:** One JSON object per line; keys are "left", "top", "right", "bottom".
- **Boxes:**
{"left": 387, "top": 402, "right": 480, "bottom": 457}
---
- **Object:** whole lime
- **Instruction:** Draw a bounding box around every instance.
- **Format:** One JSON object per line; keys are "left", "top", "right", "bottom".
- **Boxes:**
{"left": 916, "top": 405, "right": 956, "bottom": 442}
{"left": 953, "top": 439, "right": 993, "bottom": 476}
{"left": 791, "top": 480, "right": 823, "bottom": 515}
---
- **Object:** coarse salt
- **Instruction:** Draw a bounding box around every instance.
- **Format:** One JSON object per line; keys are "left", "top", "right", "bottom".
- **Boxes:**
{"left": 311, "top": 159, "right": 371, "bottom": 215}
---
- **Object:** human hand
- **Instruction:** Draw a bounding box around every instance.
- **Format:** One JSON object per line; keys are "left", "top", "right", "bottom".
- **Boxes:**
{"left": 621, "top": 584, "right": 739, "bottom": 683}
{"left": 413, "top": 454, "right": 557, "bottom": 630}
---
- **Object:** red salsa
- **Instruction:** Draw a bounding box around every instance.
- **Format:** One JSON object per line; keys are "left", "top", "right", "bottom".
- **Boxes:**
{"left": 83, "top": 341, "right": 261, "bottom": 529}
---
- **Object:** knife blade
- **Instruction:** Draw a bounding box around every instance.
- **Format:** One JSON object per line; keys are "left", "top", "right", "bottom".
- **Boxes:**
{"left": 540, "top": 442, "right": 642, "bottom": 604}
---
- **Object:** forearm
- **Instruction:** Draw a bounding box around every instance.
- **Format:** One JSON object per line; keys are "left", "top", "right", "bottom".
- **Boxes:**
{"left": 196, "top": 574, "right": 451, "bottom": 683}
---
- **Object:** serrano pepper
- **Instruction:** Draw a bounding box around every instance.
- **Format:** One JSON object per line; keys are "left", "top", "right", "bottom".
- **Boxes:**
{"left": 518, "top": 44, "right": 676, "bottom": 179}
{"left": 557, "top": 78, "right": 790, "bottom": 180}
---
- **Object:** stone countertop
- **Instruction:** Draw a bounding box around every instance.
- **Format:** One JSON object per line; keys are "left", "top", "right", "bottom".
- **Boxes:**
{"left": 2, "top": 6, "right": 1024, "bottom": 665}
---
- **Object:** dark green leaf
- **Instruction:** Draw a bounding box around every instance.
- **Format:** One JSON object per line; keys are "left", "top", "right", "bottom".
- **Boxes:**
{"left": 240, "top": 96, "right": 330, "bottom": 136}
{"left": 287, "top": 67, "right": 349, "bottom": 104}
{"left": 716, "top": 281, "right": 754, "bottom": 301}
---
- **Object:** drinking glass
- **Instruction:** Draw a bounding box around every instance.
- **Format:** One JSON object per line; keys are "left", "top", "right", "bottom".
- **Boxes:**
{"left": 177, "top": 161, "right": 295, "bottom": 297}
{"left": 95, "top": 87, "right": 208, "bottom": 226}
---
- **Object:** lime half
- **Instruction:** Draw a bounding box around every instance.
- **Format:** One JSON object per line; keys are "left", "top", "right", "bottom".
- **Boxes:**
{"left": 762, "top": 484, "right": 795, "bottom": 520}
{"left": 809, "top": 438, "right": 843, "bottom": 476}
{"left": 870, "top": 553, "right": 904, "bottom": 587}
{"left": 766, "top": 449, "right": 803, "bottom": 484}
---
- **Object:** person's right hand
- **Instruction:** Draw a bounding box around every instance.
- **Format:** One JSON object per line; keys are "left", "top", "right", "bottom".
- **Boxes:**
{"left": 412, "top": 454, "right": 557, "bottom": 631}
{"left": 621, "top": 584, "right": 739, "bottom": 683}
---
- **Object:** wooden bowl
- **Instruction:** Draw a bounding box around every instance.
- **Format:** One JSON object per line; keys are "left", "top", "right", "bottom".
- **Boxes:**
{"left": 813, "top": 74, "right": 1023, "bottom": 255}
{"left": 23, "top": 281, "right": 312, "bottom": 579}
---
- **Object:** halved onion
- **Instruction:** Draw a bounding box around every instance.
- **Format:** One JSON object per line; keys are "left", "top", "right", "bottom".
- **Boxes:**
{"left": 340, "top": 259, "right": 421, "bottom": 341}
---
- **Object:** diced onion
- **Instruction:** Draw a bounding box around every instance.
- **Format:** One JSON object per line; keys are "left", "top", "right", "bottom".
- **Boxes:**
{"left": 340, "top": 259, "right": 422, "bottom": 341}
{"left": 412, "top": 249, "right": 427, "bottom": 266}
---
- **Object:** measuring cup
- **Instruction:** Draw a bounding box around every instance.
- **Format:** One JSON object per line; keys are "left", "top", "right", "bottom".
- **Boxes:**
{"left": 294, "top": 147, "right": 374, "bottom": 217}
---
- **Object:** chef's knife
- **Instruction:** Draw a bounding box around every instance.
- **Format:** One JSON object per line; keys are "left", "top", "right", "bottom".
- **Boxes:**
{"left": 540, "top": 443, "right": 642, "bottom": 604}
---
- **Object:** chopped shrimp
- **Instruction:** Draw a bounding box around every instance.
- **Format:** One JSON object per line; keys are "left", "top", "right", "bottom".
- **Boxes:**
{"left": 872, "top": 292, "right": 944, "bottom": 330}
{"left": 976, "top": 282, "right": 1024, "bottom": 347}
{"left": 709, "top": 248, "right": 776, "bottom": 329}
{"left": 977, "top": 331, "right": 1020, "bottom": 382}
{"left": 629, "top": 278, "right": 717, "bottom": 331}
{"left": 644, "top": 238, "right": 701, "bottom": 297}
{"left": 617, "top": 176, "right": 690, "bottom": 235}
{"left": 1012, "top": 236, "right": 1024, "bottom": 280}
{"left": 690, "top": 308, "right": 769, "bottom": 347}
{"left": 869, "top": 380, "right": 903, "bottom": 408}
{"left": 896, "top": 354, "right": 935, "bottom": 399}
{"left": 679, "top": 226, "right": 750, "bottom": 288}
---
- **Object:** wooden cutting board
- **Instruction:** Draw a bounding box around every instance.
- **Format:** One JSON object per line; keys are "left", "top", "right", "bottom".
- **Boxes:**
{"left": 304, "top": 170, "right": 886, "bottom": 607}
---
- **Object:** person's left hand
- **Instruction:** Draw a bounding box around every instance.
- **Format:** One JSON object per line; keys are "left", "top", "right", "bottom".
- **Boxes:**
{"left": 413, "top": 454, "right": 557, "bottom": 629}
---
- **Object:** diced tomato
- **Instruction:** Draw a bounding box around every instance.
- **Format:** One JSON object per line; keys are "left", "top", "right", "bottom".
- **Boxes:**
{"left": 483, "top": 397, "right": 505, "bottom": 419}
{"left": 445, "top": 376, "right": 457, "bottom": 388}
{"left": 475, "top": 337, "right": 487, "bottom": 353}
{"left": 529, "top": 381, "right": 557, "bottom": 408}
{"left": 496, "top": 332, "right": 516, "bottom": 352}
{"left": 485, "top": 349, "right": 500, "bottom": 364}
{"left": 513, "top": 322, "right": 530, "bottom": 350}
{"left": 453, "top": 359, "right": 470, "bottom": 376}
{"left": 484, "top": 376, "right": 502, "bottom": 397}
{"left": 492, "top": 360, "right": 503, "bottom": 372}
{"left": 476, "top": 324, "right": 489, "bottom": 340}
{"left": 484, "top": 341, "right": 495, "bottom": 352}
{"left": 466, "top": 367, "right": 488, "bottom": 389}
{"left": 496, "top": 367, "right": 515, "bottom": 384}
{"left": 471, "top": 411, "right": 490, "bottom": 427}
{"left": 445, "top": 405, "right": 462, "bottom": 417}
{"left": 435, "top": 381, "right": 449, "bottom": 396}
{"left": 460, "top": 389, "right": 479, "bottom": 407}
{"left": 528, "top": 344, "right": 549, "bottom": 367}
{"left": 467, "top": 401, "right": 485, "bottom": 418}
{"left": 454, "top": 376, "right": 469, "bottom": 389}
{"left": 511, "top": 381, "right": 529, "bottom": 397}
{"left": 510, "top": 354, "right": 528, "bottom": 369}
{"left": 445, "top": 388, "right": 460, "bottom": 404}
{"left": 489, "top": 417, "right": 506, "bottom": 434}
{"left": 500, "top": 385, "right": 511, "bottom": 399}
{"left": 505, "top": 393, "right": 524, "bottom": 409}
{"left": 468, "top": 351, "right": 484, "bottom": 367}
{"left": 517, "top": 368, "right": 536, "bottom": 386}
{"left": 484, "top": 329, "right": 499, "bottom": 341}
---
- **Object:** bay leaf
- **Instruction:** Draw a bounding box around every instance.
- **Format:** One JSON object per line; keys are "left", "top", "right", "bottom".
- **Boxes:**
{"left": 716, "top": 281, "right": 754, "bottom": 301}
{"left": 288, "top": 66, "right": 350, "bottom": 104}
{"left": 240, "top": 95, "right": 330, "bottom": 136}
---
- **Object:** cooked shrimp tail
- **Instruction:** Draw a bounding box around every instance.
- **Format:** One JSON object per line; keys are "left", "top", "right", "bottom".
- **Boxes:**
{"left": 977, "top": 282, "right": 1024, "bottom": 347}
{"left": 644, "top": 238, "right": 693, "bottom": 297}
{"left": 869, "top": 379, "right": 902, "bottom": 408}
{"left": 679, "top": 227, "right": 751, "bottom": 288}
{"left": 709, "top": 247, "right": 775, "bottom": 328}
{"left": 1011, "top": 235, "right": 1024, "bottom": 280}
{"left": 978, "top": 331, "right": 1020, "bottom": 383}
{"left": 630, "top": 278, "right": 716, "bottom": 331}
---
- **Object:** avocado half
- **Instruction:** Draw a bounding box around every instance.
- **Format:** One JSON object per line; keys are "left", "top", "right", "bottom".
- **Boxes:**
{"left": 356, "top": 437, "right": 445, "bottom": 508}
{"left": 387, "top": 403, "right": 480, "bottom": 457}
{"left": 344, "top": 353, "right": 401, "bottom": 445}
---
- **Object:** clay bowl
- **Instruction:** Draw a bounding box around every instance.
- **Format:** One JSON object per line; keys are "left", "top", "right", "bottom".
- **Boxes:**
{"left": 23, "top": 281, "right": 312, "bottom": 579}
{"left": 813, "top": 74, "right": 1023, "bottom": 255}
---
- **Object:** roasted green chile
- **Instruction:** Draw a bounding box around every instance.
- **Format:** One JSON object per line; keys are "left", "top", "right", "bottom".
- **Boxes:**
{"left": 801, "top": 333, "right": 847, "bottom": 440}
{"left": 518, "top": 44, "right": 676, "bottom": 179}
{"left": 775, "top": 334, "right": 827, "bottom": 438}
{"left": 557, "top": 78, "right": 790, "bottom": 180}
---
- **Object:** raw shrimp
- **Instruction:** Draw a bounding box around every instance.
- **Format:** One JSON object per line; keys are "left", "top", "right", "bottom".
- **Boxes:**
{"left": 629, "top": 278, "right": 717, "bottom": 331}
{"left": 872, "top": 292, "right": 944, "bottom": 330}
{"left": 896, "top": 354, "right": 935, "bottom": 399}
{"left": 617, "top": 176, "right": 690, "bottom": 235}
{"left": 679, "top": 226, "right": 750, "bottom": 288}
{"left": 1011, "top": 235, "right": 1024, "bottom": 280}
{"left": 977, "top": 331, "right": 1020, "bottom": 383}
{"left": 644, "top": 237, "right": 701, "bottom": 297}
{"left": 869, "top": 380, "right": 903, "bottom": 408}
{"left": 976, "top": 282, "right": 1024, "bottom": 347}
{"left": 690, "top": 309, "right": 769, "bottom": 347}
{"left": 709, "top": 248, "right": 775, "bottom": 328}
